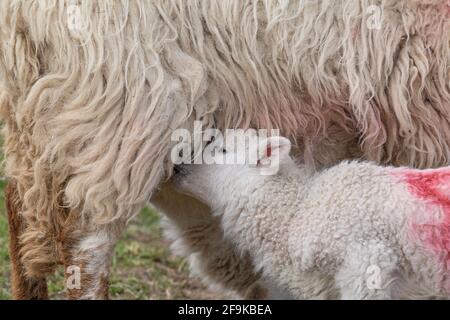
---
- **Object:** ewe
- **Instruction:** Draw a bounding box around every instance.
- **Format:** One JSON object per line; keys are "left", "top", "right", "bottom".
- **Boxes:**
{"left": 174, "top": 135, "right": 450, "bottom": 299}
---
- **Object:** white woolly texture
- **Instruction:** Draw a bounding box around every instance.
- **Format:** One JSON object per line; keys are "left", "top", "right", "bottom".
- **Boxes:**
{"left": 175, "top": 140, "right": 450, "bottom": 299}
{"left": 0, "top": 0, "right": 449, "bottom": 275}
{"left": 152, "top": 184, "right": 265, "bottom": 299}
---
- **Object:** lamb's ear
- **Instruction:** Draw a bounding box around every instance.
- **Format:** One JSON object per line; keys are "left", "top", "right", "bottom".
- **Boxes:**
{"left": 257, "top": 136, "right": 291, "bottom": 165}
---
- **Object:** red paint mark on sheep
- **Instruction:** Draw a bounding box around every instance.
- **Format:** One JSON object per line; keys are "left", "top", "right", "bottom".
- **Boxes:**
{"left": 398, "top": 168, "right": 450, "bottom": 281}
{"left": 403, "top": 169, "right": 450, "bottom": 209}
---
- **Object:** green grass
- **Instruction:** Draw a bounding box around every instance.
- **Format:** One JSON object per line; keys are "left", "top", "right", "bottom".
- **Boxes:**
{"left": 0, "top": 179, "right": 9, "bottom": 299}
{"left": 0, "top": 186, "right": 216, "bottom": 300}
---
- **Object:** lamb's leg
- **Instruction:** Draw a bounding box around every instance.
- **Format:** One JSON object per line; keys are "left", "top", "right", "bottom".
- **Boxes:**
{"left": 60, "top": 220, "right": 125, "bottom": 300}
{"left": 162, "top": 216, "right": 267, "bottom": 299}
{"left": 6, "top": 181, "right": 49, "bottom": 300}
{"left": 152, "top": 183, "right": 267, "bottom": 299}
{"left": 335, "top": 241, "right": 399, "bottom": 300}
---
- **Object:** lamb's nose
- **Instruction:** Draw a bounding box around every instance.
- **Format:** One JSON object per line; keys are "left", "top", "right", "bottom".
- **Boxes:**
{"left": 174, "top": 165, "right": 188, "bottom": 176}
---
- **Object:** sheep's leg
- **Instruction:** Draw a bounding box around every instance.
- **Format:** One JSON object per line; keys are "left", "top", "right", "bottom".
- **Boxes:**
{"left": 152, "top": 183, "right": 267, "bottom": 299}
{"left": 335, "top": 241, "right": 399, "bottom": 300}
{"left": 61, "top": 224, "right": 124, "bottom": 300}
{"left": 6, "top": 181, "right": 49, "bottom": 300}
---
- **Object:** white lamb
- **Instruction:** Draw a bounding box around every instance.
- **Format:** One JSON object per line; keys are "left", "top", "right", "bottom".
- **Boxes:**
{"left": 173, "top": 134, "right": 450, "bottom": 299}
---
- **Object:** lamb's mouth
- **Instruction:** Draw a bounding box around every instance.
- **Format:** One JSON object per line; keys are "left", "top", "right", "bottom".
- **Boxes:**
{"left": 171, "top": 165, "right": 199, "bottom": 198}
{"left": 172, "top": 165, "right": 192, "bottom": 191}
{"left": 173, "top": 164, "right": 190, "bottom": 176}
{"left": 173, "top": 165, "right": 182, "bottom": 175}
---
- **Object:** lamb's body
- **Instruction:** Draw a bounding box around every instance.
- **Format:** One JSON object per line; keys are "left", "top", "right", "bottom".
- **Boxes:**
{"left": 221, "top": 162, "right": 450, "bottom": 299}
{"left": 176, "top": 135, "right": 450, "bottom": 298}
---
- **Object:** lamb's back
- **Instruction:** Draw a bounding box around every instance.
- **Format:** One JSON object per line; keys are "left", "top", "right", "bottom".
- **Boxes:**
{"left": 288, "top": 161, "right": 415, "bottom": 272}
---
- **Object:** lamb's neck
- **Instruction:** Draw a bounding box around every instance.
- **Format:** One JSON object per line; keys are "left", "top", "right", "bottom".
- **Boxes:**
{"left": 221, "top": 169, "right": 309, "bottom": 269}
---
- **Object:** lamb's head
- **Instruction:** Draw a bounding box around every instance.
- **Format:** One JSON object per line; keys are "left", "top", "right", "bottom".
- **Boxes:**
{"left": 173, "top": 131, "right": 295, "bottom": 208}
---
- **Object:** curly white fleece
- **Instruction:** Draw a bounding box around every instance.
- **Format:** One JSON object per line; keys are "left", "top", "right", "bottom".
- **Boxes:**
{"left": 176, "top": 153, "right": 450, "bottom": 299}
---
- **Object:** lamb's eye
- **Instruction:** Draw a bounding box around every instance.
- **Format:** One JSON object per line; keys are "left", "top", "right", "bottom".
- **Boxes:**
{"left": 205, "top": 136, "right": 215, "bottom": 147}
{"left": 221, "top": 148, "right": 226, "bottom": 154}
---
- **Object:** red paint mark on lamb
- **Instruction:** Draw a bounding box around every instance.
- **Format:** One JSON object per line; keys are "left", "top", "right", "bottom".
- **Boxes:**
{"left": 398, "top": 168, "right": 450, "bottom": 275}
{"left": 403, "top": 169, "right": 450, "bottom": 209}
